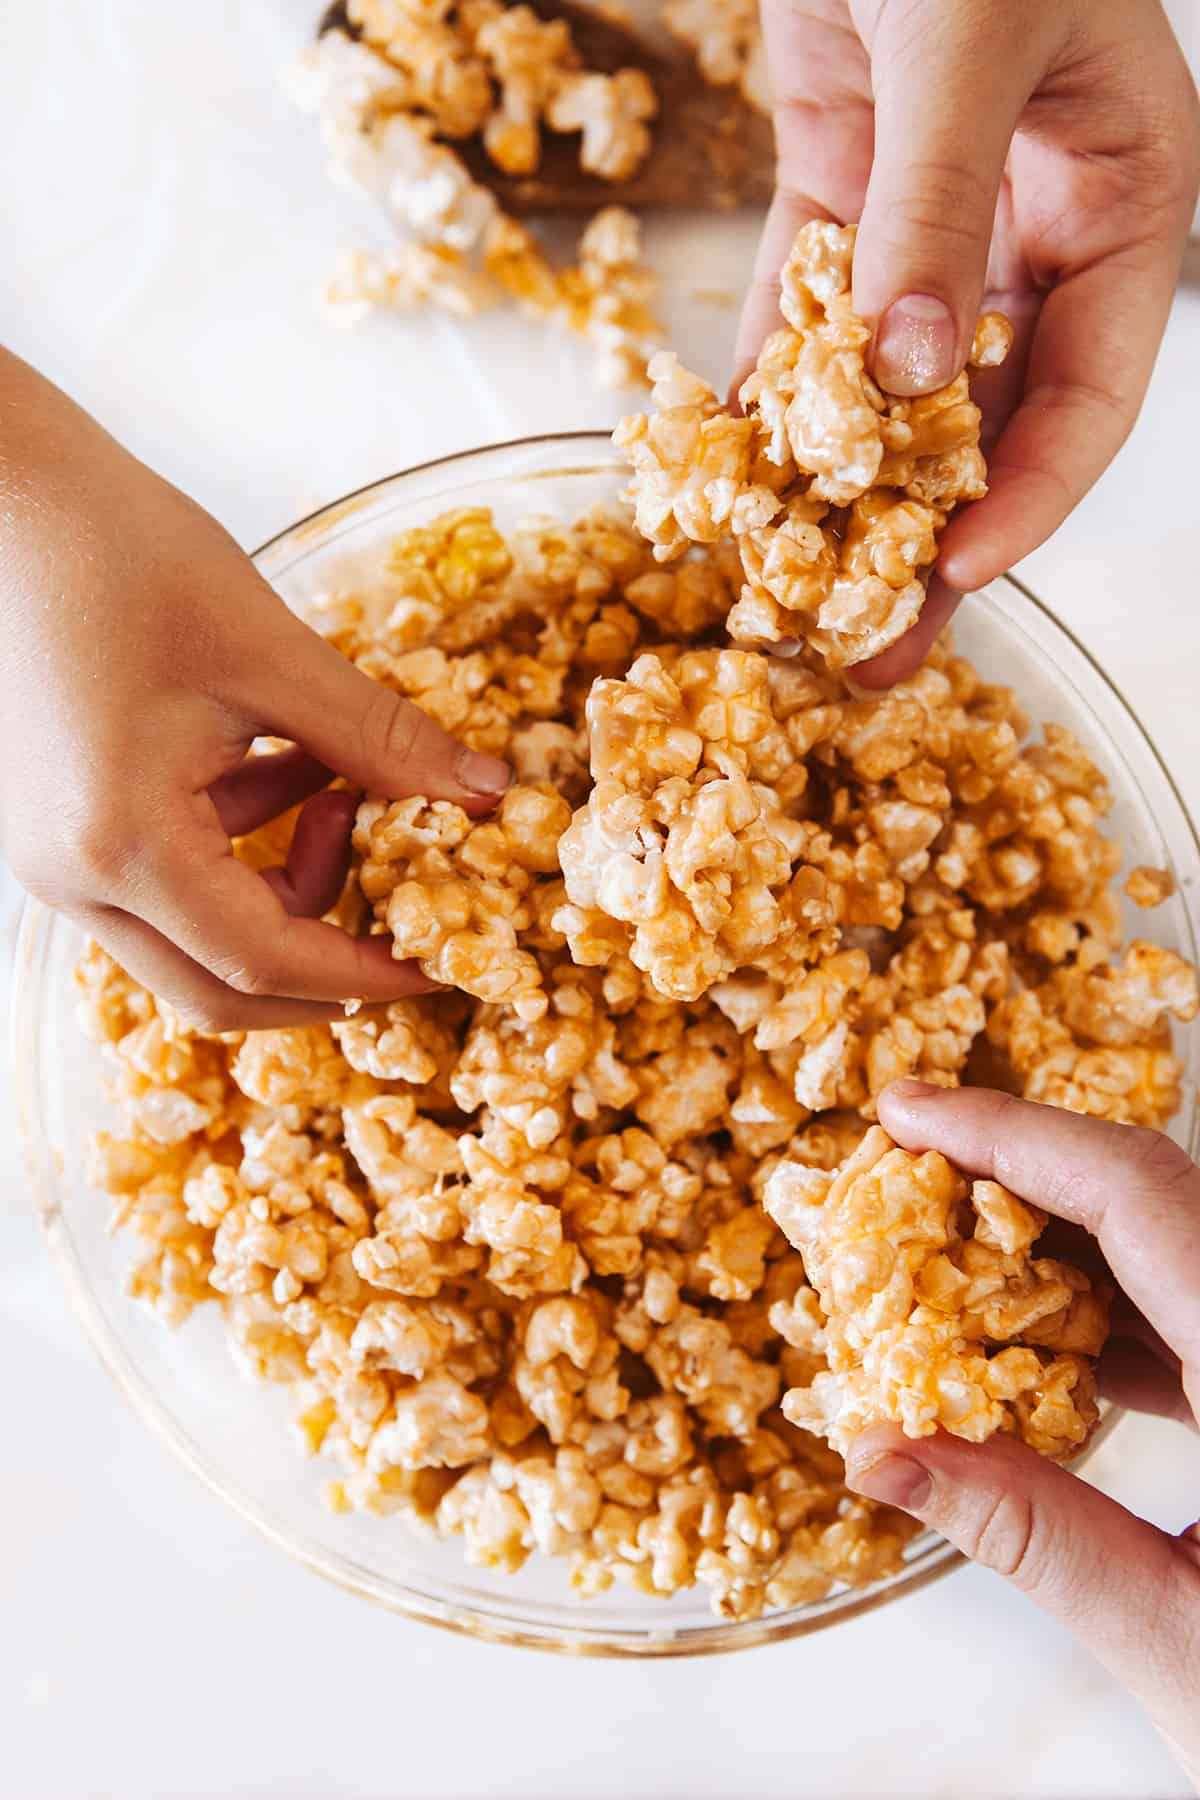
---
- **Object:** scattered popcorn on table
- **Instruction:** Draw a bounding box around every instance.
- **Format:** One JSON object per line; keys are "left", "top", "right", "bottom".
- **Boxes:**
{"left": 661, "top": 0, "right": 768, "bottom": 111}
{"left": 765, "top": 1128, "right": 1109, "bottom": 1459}
{"left": 615, "top": 221, "right": 1013, "bottom": 665}
{"left": 78, "top": 487, "right": 1194, "bottom": 1621}
{"left": 288, "top": 5, "right": 665, "bottom": 386}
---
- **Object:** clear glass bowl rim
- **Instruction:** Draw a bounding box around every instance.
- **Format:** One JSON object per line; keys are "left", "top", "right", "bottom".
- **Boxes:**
{"left": 12, "top": 430, "right": 1197, "bottom": 1657}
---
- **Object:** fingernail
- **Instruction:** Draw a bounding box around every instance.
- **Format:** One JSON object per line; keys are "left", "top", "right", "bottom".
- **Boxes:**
{"left": 874, "top": 295, "right": 958, "bottom": 396}
{"left": 847, "top": 1451, "right": 933, "bottom": 1512}
{"left": 457, "top": 749, "right": 512, "bottom": 795}
{"left": 888, "top": 1078, "right": 942, "bottom": 1101}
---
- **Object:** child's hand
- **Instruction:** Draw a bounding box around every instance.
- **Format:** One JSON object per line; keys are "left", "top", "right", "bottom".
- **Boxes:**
{"left": 847, "top": 1083, "right": 1200, "bottom": 1786}
{"left": 739, "top": 0, "right": 1200, "bottom": 684}
{"left": 0, "top": 351, "right": 511, "bottom": 1029}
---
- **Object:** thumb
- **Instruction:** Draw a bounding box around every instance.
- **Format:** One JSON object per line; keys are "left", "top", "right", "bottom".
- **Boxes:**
{"left": 845, "top": 1424, "right": 1198, "bottom": 1729}
{"left": 255, "top": 613, "right": 511, "bottom": 813}
{"left": 851, "top": 0, "right": 1061, "bottom": 394}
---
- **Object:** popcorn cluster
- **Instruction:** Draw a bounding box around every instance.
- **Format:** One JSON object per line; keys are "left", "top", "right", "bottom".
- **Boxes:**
{"left": 661, "top": 0, "right": 767, "bottom": 111}
{"left": 288, "top": 3, "right": 664, "bottom": 386}
{"left": 615, "top": 221, "right": 1013, "bottom": 665}
{"left": 79, "top": 492, "right": 1195, "bottom": 1622}
{"left": 764, "top": 1128, "right": 1108, "bottom": 1458}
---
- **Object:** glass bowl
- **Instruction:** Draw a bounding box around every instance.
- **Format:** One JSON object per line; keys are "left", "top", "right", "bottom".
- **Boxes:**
{"left": 13, "top": 433, "right": 1200, "bottom": 1656}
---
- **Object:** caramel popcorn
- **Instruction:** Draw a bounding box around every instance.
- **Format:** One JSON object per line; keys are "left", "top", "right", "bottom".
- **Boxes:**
{"left": 545, "top": 68, "right": 658, "bottom": 181}
{"left": 79, "top": 490, "right": 1191, "bottom": 1625}
{"left": 353, "top": 784, "right": 571, "bottom": 1019}
{"left": 1126, "top": 864, "right": 1175, "bottom": 908}
{"left": 661, "top": 0, "right": 767, "bottom": 111}
{"left": 290, "top": 7, "right": 663, "bottom": 388}
{"left": 765, "top": 1128, "right": 1108, "bottom": 1458}
{"left": 616, "top": 221, "right": 1013, "bottom": 666}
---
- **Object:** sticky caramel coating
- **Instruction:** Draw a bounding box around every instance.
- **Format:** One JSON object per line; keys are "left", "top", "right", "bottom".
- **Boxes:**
{"left": 78, "top": 495, "right": 1194, "bottom": 1622}
{"left": 616, "top": 221, "right": 1013, "bottom": 666}
{"left": 765, "top": 1128, "right": 1108, "bottom": 1459}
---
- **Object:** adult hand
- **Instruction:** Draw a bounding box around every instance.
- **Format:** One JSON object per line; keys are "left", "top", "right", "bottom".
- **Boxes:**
{"left": 845, "top": 1082, "right": 1200, "bottom": 1785}
{"left": 0, "top": 350, "right": 511, "bottom": 1030}
{"left": 737, "top": 0, "right": 1200, "bottom": 684}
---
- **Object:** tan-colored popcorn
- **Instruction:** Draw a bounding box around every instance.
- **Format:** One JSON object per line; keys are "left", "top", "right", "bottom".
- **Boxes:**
{"left": 556, "top": 647, "right": 840, "bottom": 1000}
{"left": 451, "top": 965, "right": 635, "bottom": 1148}
{"left": 292, "top": 12, "right": 664, "bottom": 392}
{"left": 614, "top": 352, "right": 781, "bottom": 560}
{"left": 661, "top": 0, "right": 767, "bottom": 110}
{"left": 332, "top": 994, "right": 463, "bottom": 1088}
{"left": 545, "top": 68, "right": 658, "bottom": 182}
{"left": 354, "top": 783, "right": 571, "bottom": 1018}
{"left": 473, "top": 3, "right": 578, "bottom": 175}
{"left": 349, "top": 0, "right": 494, "bottom": 140}
{"left": 78, "top": 494, "right": 1194, "bottom": 1625}
{"left": 987, "top": 963, "right": 1197, "bottom": 1128}
{"left": 1125, "top": 863, "right": 1176, "bottom": 907}
{"left": 558, "top": 208, "right": 664, "bottom": 390}
{"left": 323, "top": 244, "right": 496, "bottom": 324}
{"left": 764, "top": 1127, "right": 1108, "bottom": 1459}
{"left": 616, "top": 221, "right": 1011, "bottom": 666}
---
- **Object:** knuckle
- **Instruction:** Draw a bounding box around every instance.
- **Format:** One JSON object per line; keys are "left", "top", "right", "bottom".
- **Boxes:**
{"left": 359, "top": 688, "right": 430, "bottom": 780}
{"left": 886, "top": 175, "right": 992, "bottom": 252}
{"left": 174, "top": 994, "right": 240, "bottom": 1034}
{"left": 209, "top": 957, "right": 277, "bottom": 999}
{"left": 72, "top": 807, "right": 143, "bottom": 891}
{"left": 1123, "top": 1126, "right": 1196, "bottom": 1197}
{"left": 965, "top": 1487, "right": 1042, "bottom": 1587}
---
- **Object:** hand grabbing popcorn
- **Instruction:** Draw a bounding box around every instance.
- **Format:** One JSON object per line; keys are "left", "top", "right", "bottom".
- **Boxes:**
{"left": 615, "top": 221, "right": 1011, "bottom": 667}
{"left": 842, "top": 1083, "right": 1200, "bottom": 1789}
{"left": 764, "top": 1122, "right": 1107, "bottom": 1459}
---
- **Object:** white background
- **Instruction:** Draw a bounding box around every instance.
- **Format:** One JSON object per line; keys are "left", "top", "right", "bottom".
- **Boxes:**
{"left": 3, "top": 4, "right": 1200, "bottom": 1796}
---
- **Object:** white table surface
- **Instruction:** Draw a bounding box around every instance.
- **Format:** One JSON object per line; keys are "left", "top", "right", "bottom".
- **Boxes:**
{"left": 3, "top": 4, "right": 1200, "bottom": 1796}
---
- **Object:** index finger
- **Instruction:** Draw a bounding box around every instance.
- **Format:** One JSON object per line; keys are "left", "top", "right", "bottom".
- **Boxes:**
{"left": 878, "top": 1081, "right": 1200, "bottom": 1371}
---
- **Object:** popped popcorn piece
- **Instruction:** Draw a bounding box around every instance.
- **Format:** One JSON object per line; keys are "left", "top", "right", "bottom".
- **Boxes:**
{"left": 473, "top": 3, "right": 578, "bottom": 175}
{"left": 545, "top": 68, "right": 658, "bottom": 182}
{"left": 560, "top": 208, "right": 664, "bottom": 390}
{"left": 987, "top": 946, "right": 1198, "bottom": 1128}
{"left": 1126, "top": 864, "right": 1176, "bottom": 908}
{"left": 323, "top": 244, "right": 496, "bottom": 323}
{"left": 616, "top": 222, "right": 1010, "bottom": 666}
{"left": 661, "top": 0, "right": 767, "bottom": 110}
{"left": 354, "top": 784, "right": 572, "bottom": 1019}
{"left": 349, "top": 0, "right": 494, "bottom": 139}
{"left": 556, "top": 647, "right": 839, "bottom": 1000}
{"left": 764, "top": 1127, "right": 1107, "bottom": 1459}
{"left": 614, "top": 352, "right": 780, "bottom": 560}
{"left": 291, "top": 14, "right": 662, "bottom": 392}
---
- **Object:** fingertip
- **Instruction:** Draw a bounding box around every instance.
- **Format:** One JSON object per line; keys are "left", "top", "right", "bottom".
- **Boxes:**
{"left": 869, "top": 294, "right": 961, "bottom": 397}
{"left": 844, "top": 1425, "right": 934, "bottom": 1512}
{"left": 877, "top": 1076, "right": 945, "bottom": 1120}
{"left": 456, "top": 747, "right": 512, "bottom": 799}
